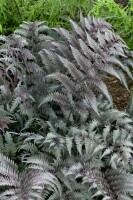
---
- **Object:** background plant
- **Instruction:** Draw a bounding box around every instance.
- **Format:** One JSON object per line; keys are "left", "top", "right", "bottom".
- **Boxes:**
{"left": 0, "top": 0, "right": 29, "bottom": 35}
{"left": 89, "top": 0, "right": 133, "bottom": 49}
{"left": 0, "top": 0, "right": 94, "bottom": 35}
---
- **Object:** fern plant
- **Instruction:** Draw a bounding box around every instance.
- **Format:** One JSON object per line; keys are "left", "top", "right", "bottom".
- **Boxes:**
{"left": 0, "top": 26, "right": 53, "bottom": 122}
{"left": 14, "top": 21, "right": 53, "bottom": 57}
{"left": 40, "top": 13, "right": 133, "bottom": 115}
{"left": 0, "top": 13, "right": 133, "bottom": 200}
{"left": 0, "top": 154, "right": 62, "bottom": 200}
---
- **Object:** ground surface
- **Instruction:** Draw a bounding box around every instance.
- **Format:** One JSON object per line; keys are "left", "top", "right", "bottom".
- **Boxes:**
{"left": 104, "top": 75, "right": 133, "bottom": 110}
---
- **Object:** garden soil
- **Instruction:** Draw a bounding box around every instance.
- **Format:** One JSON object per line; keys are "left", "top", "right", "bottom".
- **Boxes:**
{"left": 104, "top": 75, "right": 133, "bottom": 110}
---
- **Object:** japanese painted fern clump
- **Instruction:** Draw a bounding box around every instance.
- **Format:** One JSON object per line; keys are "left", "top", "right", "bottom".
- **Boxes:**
{"left": 40, "top": 13, "right": 133, "bottom": 115}
{"left": 0, "top": 13, "right": 133, "bottom": 200}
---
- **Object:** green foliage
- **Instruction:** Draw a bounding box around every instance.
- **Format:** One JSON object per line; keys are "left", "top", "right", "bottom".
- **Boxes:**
{"left": 0, "top": 24, "right": 2, "bottom": 33}
{"left": 25, "top": 0, "right": 88, "bottom": 26}
{"left": 0, "top": 0, "right": 29, "bottom": 35}
{"left": 0, "top": 0, "right": 94, "bottom": 35}
{"left": 89, "top": 0, "right": 133, "bottom": 49}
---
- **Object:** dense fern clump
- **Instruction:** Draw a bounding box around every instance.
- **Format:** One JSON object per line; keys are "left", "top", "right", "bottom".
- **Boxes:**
{"left": 14, "top": 21, "right": 54, "bottom": 56}
{"left": 0, "top": 13, "right": 133, "bottom": 200}
{"left": 40, "top": 12, "right": 133, "bottom": 115}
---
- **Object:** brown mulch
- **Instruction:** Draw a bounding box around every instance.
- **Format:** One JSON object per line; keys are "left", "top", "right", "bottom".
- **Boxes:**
{"left": 105, "top": 0, "right": 132, "bottom": 110}
{"left": 104, "top": 75, "right": 133, "bottom": 110}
